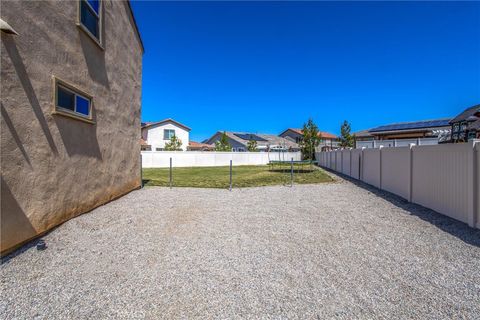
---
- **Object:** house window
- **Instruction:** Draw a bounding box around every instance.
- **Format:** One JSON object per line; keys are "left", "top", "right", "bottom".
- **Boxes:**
{"left": 164, "top": 129, "right": 175, "bottom": 140}
{"left": 79, "top": 0, "right": 101, "bottom": 44}
{"left": 54, "top": 78, "right": 93, "bottom": 121}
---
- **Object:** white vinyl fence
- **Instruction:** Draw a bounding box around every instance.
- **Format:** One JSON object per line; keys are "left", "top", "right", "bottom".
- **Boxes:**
{"left": 317, "top": 140, "right": 480, "bottom": 229}
{"left": 356, "top": 137, "right": 439, "bottom": 149}
{"left": 142, "top": 151, "right": 302, "bottom": 168}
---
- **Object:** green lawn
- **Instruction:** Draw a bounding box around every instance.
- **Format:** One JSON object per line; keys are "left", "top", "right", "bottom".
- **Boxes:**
{"left": 142, "top": 165, "right": 333, "bottom": 188}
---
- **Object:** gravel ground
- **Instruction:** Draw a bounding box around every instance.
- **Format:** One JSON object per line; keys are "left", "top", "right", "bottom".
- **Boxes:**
{"left": 1, "top": 175, "right": 480, "bottom": 319}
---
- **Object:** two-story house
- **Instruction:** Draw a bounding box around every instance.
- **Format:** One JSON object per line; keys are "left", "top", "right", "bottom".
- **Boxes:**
{"left": 1, "top": 0, "right": 143, "bottom": 255}
{"left": 141, "top": 119, "right": 191, "bottom": 151}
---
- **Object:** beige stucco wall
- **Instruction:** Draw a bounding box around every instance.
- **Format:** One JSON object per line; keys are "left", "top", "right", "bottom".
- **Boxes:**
{"left": 1, "top": 0, "right": 143, "bottom": 254}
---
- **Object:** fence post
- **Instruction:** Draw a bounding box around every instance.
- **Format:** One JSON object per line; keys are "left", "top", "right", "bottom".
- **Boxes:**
{"left": 229, "top": 160, "right": 232, "bottom": 191}
{"left": 408, "top": 143, "right": 415, "bottom": 202}
{"left": 361, "top": 147, "right": 366, "bottom": 181}
{"left": 169, "top": 157, "right": 172, "bottom": 189}
{"left": 140, "top": 153, "right": 143, "bottom": 188}
{"left": 290, "top": 157, "right": 294, "bottom": 187}
{"left": 340, "top": 150, "right": 343, "bottom": 173}
{"left": 349, "top": 148, "right": 352, "bottom": 177}
{"left": 379, "top": 146, "right": 383, "bottom": 189}
{"left": 467, "top": 140, "right": 478, "bottom": 228}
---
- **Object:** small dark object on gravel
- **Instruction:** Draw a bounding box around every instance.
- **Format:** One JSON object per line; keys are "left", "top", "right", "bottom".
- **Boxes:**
{"left": 36, "top": 240, "right": 46, "bottom": 251}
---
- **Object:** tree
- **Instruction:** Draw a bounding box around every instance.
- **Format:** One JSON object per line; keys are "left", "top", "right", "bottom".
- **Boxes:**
{"left": 247, "top": 139, "right": 258, "bottom": 152}
{"left": 339, "top": 120, "right": 354, "bottom": 148}
{"left": 300, "top": 118, "right": 321, "bottom": 160}
{"left": 215, "top": 131, "right": 232, "bottom": 151}
{"left": 164, "top": 135, "right": 182, "bottom": 151}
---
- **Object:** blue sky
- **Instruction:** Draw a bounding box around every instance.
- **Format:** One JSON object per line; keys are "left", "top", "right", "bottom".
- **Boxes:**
{"left": 131, "top": 1, "right": 480, "bottom": 142}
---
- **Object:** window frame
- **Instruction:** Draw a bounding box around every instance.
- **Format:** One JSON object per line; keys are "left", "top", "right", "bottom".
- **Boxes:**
{"left": 77, "top": 0, "right": 103, "bottom": 49}
{"left": 52, "top": 77, "right": 95, "bottom": 124}
{"left": 163, "top": 129, "right": 175, "bottom": 140}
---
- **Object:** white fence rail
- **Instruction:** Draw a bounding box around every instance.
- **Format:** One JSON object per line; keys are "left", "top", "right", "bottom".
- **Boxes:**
{"left": 356, "top": 137, "right": 439, "bottom": 149}
{"left": 142, "top": 151, "right": 302, "bottom": 168}
{"left": 316, "top": 140, "right": 479, "bottom": 229}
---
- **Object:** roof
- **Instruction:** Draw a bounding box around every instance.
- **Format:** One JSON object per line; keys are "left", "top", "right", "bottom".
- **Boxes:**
{"left": 352, "top": 129, "right": 373, "bottom": 138}
{"left": 449, "top": 104, "right": 480, "bottom": 124}
{"left": 188, "top": 141, "right": 214, "bottom": 148}
{"left": 126, "top": 1, "right": 145, "bottom": 53}
{"left": 280, "top": 128, "right": 338, "bottom": 139}
{"left": 207, "top": 131, "right": 300, "bottom": 149}
{"left": 141, "top": 118, "right": 191, "bottom": 131}
{"left": 368, "top": 118, "right": 451, "bottom": 133}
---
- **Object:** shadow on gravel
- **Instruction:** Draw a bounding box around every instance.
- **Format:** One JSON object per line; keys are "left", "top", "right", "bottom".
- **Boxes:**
{"left": 1, "top": 238, "right": 43, "bottom": 265}
{"left": 322, "top": 168, "right": 480, "bottom": 248}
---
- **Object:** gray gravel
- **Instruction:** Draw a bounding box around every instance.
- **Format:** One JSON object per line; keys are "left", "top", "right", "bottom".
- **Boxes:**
{"left": 1, "top": 175, "right": 480, "bottom": 319}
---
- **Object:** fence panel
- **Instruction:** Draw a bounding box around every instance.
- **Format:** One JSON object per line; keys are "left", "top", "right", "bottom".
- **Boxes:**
{"left": 350, "top": 149, "right": 362, "bottom": 179}
{"left": 341, "top": 150, "right": 351, "bottom": 176}
{"left": 328, "top": 152, "right": 334, "bottom": 170}
{"left": 411, "top": 143, "right": 471, "bottom": 224}
{"left": 477, "top": 144, "right": 480, "bottom": 228}
{"left": 381, "top": 147, "right": 411, "bottom": 200}
{"left": 317, "top": 141, "right": 479, "bottom": 228}
{"left": 362, "top": 149, "right": 381, "bottom": 188}
{"left": 335, "top": 151, "right": 342, "bottom": 171}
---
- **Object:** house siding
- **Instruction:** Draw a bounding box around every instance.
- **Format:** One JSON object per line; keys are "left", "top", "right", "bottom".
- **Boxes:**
{"left": 143, "top": 122, "right": 190, "bottom": 151}
{"left": 1, "top": 0, "right": 143, "bottom": 254}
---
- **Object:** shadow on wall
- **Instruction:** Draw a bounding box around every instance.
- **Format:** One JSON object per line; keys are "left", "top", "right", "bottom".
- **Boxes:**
{"left": 78, "top": 0, "right": 109, "bottom": 88}
{"left": 0, "top": 177, "right": 37, "bottom": 258}
{"left": 322, "top": 168, "right": 480, "bottom": 247}
{"left": 78, "top": 29, "right": 109, "bottom": 89}
{"left": 1, "top": 35, "right": 59, "bottom": 156}
{"left": 53, "top": 115, "right": 102, "bottom": 159}
{"left": 1, "top": 102, "right": 32, "bottom": 168}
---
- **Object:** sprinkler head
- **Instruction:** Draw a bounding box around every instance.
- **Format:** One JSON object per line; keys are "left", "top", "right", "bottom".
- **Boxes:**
{"left": 36, "top": 239, "right": 47, "bottom": 251}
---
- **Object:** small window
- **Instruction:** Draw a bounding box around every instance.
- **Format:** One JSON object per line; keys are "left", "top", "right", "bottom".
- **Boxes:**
{"left": 164, "top": 129, "right": 175, "bottom": 140}
{"left": 55, "top": 79, "right": 92, "bottom": 121}
{"left": 156, "top": 148, "right": 164, "bottom": 151}
{"left": 79, "top": 0, "right": 101, "bottom": 44}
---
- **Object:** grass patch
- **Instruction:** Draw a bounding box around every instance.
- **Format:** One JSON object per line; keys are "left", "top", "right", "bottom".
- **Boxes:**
{"left": 142, "top": 165, "right": 333, "bottom": 188}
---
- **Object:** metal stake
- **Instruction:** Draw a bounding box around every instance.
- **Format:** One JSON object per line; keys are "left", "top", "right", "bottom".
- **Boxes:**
{"left": 140, "top": 154, "right": 143, "bottom": 188}
{"left": 169, "top": 157, "right": 172, "bottom": 189}
{"left": 229, "top": 160, "right": 232, "bottom": 191}
{"left": 290, "top": 157, "right": 294, "bottom": 187}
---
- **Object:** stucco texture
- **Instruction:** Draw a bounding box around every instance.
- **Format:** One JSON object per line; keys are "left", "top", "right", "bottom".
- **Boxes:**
{"left": 1, "top": 0, "right": 143, "bottom": 254}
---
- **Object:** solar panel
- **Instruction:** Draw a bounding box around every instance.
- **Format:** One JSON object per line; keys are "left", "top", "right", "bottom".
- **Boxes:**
{"left": 369, "top": 119, "right": 451, "bottom": 133}
{"left": 233, "top": 133, "right": 268, "bottom": 141}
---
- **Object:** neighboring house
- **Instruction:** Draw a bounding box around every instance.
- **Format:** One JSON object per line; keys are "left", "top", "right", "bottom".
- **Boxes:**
{"left": 279, "top": 128, "right": 339, "bottom": 151}
{"left": 450, "top": 104, "right": 480, "bottom": 142}
{"left": 354, "top": 118, "right": 452, "bottom": 148}
{"left": 352, "top": 129, "right": 374, "bottom": 144}
{"left": 205, "top": 132, "right": 300, "bottom": 152}
{"left": 1, "top": 1, "right": 144, "bottom": 255}
{"left": 188, "top": 141, "right": 215, "bottom": 151}
{"left": 141, "top": 119, "right": 191, "bottom": 151}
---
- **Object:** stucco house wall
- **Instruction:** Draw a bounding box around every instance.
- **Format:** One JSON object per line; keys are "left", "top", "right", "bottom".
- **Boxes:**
{"left": 1, "top": 0, "right": 143, "bottom": 255}
{"left": 143, "top": 122, "right": 190, "bottom": 151}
